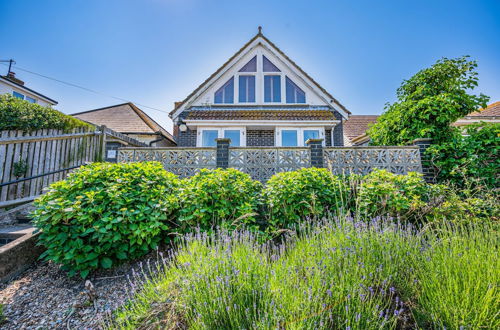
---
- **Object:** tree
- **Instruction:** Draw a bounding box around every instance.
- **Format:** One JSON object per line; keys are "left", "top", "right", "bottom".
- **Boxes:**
{"left": 368, "top": 56, "right": 489, "bottom": 146}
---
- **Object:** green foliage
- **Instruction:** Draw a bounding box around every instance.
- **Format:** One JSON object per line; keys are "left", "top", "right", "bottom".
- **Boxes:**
{"left": 12, "top": 159, "right": 28, "bottom": 178}
{"left": 368, "top": 56, "right": 489, "bottom": 145}
{"left": 177, "top": 168, "right": 262, "bottom": 233}
{"left": 112, "top": 217, "right": 499, "bottom": 329}
{"left": 356, "top": 169, "right": 443, "bottom": 221}
{"left": 263, "top": 167, "right": 350, "bottom": 231}
{"left": 32, "top": 162, "right": 179, "bottom": 278}
{"left": 0, "top": 94, "right": 92, "bottom": 131}
{"left": 427, "top": 122, "right": 500, "bottom": 188}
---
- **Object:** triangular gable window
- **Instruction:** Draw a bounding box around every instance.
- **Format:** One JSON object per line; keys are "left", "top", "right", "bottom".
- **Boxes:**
{"left": 286, "top": 76, "right": 306, "bottom": 103}
{"left": 214, "top": 77, "right": 234, "bottom": 103}
{"left": 263, "top": 55, "right": 280, "bottom": 72}
{"left": 239, "top": 56, "right": 257, "bottom": 72}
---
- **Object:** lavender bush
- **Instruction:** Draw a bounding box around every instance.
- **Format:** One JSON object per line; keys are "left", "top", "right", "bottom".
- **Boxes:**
{"left": 111, "top": 216, "right": 499, "bottom": 329}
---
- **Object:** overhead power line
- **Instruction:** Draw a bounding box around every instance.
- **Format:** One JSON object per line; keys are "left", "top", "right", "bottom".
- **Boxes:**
{"left": 0, "top": 62, "right": 171, "bottom": 115}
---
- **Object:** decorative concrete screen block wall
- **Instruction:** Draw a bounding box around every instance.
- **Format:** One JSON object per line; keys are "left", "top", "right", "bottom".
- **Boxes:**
{"left": 229, "top": 147, "right": 310, "bottom": 182}
{"left": 118, "top": 148, "right": 216, "bottom": 178}
{"left": 323, "top": 146, "right": 422, "bottom": 175}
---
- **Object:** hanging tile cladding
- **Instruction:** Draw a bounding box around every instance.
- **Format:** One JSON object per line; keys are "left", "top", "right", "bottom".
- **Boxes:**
{"left": 247, "top": 129, "right": 275, "bottom": 146}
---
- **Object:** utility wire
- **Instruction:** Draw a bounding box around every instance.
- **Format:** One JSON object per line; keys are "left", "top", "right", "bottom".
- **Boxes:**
{"left": 0, "top": 62, "right": 171, "bottom": 115}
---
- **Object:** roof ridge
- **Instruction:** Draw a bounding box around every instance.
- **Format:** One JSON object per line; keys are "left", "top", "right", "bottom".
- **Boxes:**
{"left": 70, "top": 102, "right": 132, "bottom": 116}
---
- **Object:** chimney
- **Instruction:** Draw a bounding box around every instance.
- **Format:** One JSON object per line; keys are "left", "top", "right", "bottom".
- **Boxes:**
{"left": 5, "top": 72, "right": 24, "bottom": 86}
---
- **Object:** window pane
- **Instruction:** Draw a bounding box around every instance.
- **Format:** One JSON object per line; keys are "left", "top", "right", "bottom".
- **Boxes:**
{"left": 25, "top": 96, "right": 36, "bottom": 103}
{"left": 12, "top": 91, "right": 24, "bottom": 99}
{"left": 239, "top": 56, "right": 257, "bottom": 72}
{"left": 239, "top": 76, "right": 255, "bottom": 102}
{"left": 214, "top": 77, "right": 234, "bottom": 104}
{"left": 202, "top": 130, "right": 218, "bottom": 147}
{"left": 264, "top": 76, "right": 281, "bottom": 102}
{"left": 303, "top": 130, "right": 320, "bottom": 144}
{"left": 224, "top": 130, "right": 240, "bottom": 146}
{"left": 281, "top": 130, "right": 297, "bottom": 147}
{"left": 286, "top": 76, "right": 306, "bottom": 103}
{"left": 263, "top": 55, "right": 280, "bottom": 72}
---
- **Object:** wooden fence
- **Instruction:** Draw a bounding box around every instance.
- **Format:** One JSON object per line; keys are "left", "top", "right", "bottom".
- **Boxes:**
{"left": 0, "top": 128, "right": 104, "bottom": 208}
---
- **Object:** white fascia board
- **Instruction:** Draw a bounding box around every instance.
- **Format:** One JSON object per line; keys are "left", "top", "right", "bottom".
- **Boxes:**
{"left": 171, "top": 35, "right": 349, "bottom": 120}
{"left": 183, "top": 119, "right": 340, "bottom": 127}
{"left": 0, "top": 78, "right": 57, "bottom": 105}
{"left": 258, "top": 41, "right": 349, "bottom": 119}
{"left": 171, "top": 40, "right": 262, "bottom": 121}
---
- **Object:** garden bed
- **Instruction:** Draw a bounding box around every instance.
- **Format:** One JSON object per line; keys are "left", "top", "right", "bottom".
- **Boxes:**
{"left": 0, "top": 255, "right": 156, "bottom": 329}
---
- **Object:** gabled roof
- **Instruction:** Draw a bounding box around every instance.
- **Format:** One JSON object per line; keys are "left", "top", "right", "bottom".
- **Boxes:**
{"left": 185, "top": 110, "right": 338, "bottom": 121}
{"left": 170, "top": 30, "right": 350, "bottom": 120}
{"left": 343, "top": 115, "right": 379, "bottom": 140}
{"left": 0, "top": 75, "right": 58, "bottom": 105}
{"left": 72, "top": 102, "right": 175, "bottom": 143}
{"left": 466, "top": 101, "right": 500, "bottom": 118}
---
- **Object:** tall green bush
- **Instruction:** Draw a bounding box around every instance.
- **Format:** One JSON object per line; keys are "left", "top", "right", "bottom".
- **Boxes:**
{"left": 368, "top": 56, "right": 489, "bottom": 145}
{"left": 263, "top": 167, "right": 350, "bottom": 232}
{"left": 32, "top": 162, "right": 179, "bottom": 278}
{"left": 177, "top": 168, "right": 262, "bottom": 233}
{"left": 427, "top": 122, "right": 499, "bottom": 188}
{"left": 0, "top": 94, "right": 92, "bottom": 131}
{"left": 356, "top": 169, "right": 443, "bottom": 221}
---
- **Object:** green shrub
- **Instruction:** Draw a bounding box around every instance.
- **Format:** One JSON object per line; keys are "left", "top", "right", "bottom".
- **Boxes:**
{"left": 0, "top": 94, "right": 92, "bottom": 131}
{"left": 427, "top": 122, "right": 500, "bottom": 188}
{"left": 356, "top": 169, "right": 443, "bottom": 221}
{"left": 263, "top": 167, "right": 350, "bottom": 231}
{"left": 32, "top": 162, "right": 179, "bottom": 278}
{"left": 177, "top": 168, "right": 262, "bottom": 233}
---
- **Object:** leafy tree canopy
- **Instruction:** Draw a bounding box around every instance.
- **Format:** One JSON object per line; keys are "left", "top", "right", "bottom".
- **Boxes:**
{"left": 368, "top": 56, "right": 489, "bottom": 145}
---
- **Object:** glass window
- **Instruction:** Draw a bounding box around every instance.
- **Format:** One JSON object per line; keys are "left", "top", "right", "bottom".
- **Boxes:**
{"left": 224, "top": 130, "right": 240, "bottom": 146}
{"left": 281, "top": 130, "right": 298, "bottom": 147}
{"left": 239, "top": 76, "right": 255, "bottom": 103}
{"left": 12, "top": 91, "right": 24, "bottom": 100}
{"left": 201, "top": 130, "right": 218, "bottom": 147}
{"left": 264, "top": 76, "right": 281, "bottom": 102}
{"left": 214, "top": 77, "right": 234, "bottom": 104}
{"left": 239, "top": 56, "right": 257, "bottom": 72}
{"left": 286, "top": 76, "right": 306, "bottom": 103}
{"left": 303, "top": 130, "right": 320, "bottom": 144}
{"left": 263, "top": 56, "right": 280, "bottom": 72}
{"left": 25, "top": 96, "right": 36, "bottom": 103}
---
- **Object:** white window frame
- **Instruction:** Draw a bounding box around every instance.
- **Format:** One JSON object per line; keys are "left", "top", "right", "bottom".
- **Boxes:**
{"left": 197, "top": 126, "right": 246, "bottom": 147}
{"left": 275, "top": 127, "right": 325, "bottom": 147}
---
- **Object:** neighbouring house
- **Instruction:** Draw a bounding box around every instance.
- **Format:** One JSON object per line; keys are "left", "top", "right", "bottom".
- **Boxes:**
{"left": 0, "top": 71, "right": 58, "bottom": 106}
{"left": 72, "top": 103, "right": 176, "bottom": 153}
{"left": 170, "top": 29, "right": 351, "bottom": 147}
{"left": 343, "top": 115, "right": 379, "bottom": 146}
{"left": 454, "top": 101, "right": 500, "bottom": 126}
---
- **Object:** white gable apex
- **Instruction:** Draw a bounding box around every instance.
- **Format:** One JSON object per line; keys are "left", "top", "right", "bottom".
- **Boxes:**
{"left": 170, "top": 33, "right": 350, "bottom": 120}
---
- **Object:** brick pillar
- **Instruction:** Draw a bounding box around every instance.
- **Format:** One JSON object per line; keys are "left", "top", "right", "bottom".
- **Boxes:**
{"left": 413, "top": 138, "right": 435, "bottom": 183}
{"left": 306, "top": 138, "right": 324, "bottom": 168}
{"left": 216, "top": 138, "right": 230, "bottom": 169}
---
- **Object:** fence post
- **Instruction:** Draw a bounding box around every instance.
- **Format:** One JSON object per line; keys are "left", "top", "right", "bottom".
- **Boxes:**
{"left": 306, "top": 138, "right": 324, "bottom": 168}
{"left": 413, "top": 138, "right": 435, "bottom": 183}
{"left": 99, "top": 125, "right": 107, "bottom": 162}
{"left": 216, "top": 138, "right": 230, "bottom": 169}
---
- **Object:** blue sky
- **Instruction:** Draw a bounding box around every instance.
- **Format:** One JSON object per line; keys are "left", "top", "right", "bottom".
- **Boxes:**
{"left": 1, "top": 0, "right": 499, "bottom": 131}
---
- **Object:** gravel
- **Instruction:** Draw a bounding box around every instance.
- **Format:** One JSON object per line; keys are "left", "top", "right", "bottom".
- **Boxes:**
{"left": 0, "top": 255, "right": 158, "bottom": 329}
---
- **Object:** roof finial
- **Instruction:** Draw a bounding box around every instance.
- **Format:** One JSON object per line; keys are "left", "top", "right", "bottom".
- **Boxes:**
{"left": 258, "top": 26, "right": 262, "bottom": 35}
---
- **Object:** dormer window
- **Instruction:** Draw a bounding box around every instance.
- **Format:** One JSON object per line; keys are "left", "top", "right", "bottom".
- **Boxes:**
{"left": 286, "top": 76, "right": 306, "bottom": 103}
{"left": 214, "top": 77, "right": 234, "bottom": 104}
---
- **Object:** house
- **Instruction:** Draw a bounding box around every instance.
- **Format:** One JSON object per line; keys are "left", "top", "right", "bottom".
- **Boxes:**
{"left": 454, "top": 101, "right": 500, "bottom": 126}
{"left": 170, "top": 28, "right": 350, "bottom": 148}
{"left": 343, "top": 115, "right": 379, "bottom": 146}
{"left": 72, "top": 102, "right": 176, "bottom": 148}
{"left": 0, "top": 71, "right": 58, "bottom": 106}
